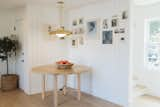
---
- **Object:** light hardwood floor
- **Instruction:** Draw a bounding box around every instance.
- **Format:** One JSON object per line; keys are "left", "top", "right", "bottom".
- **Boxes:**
{"left": 132, "top": 95, "right": 160, "bottom": 107}
{"left": 0, "top": 89, "right": 121, "bottom": 107}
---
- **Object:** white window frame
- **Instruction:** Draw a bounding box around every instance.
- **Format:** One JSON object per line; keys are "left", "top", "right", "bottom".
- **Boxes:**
{"left": 144, "top": 18, "right": 160, "bottom": 70}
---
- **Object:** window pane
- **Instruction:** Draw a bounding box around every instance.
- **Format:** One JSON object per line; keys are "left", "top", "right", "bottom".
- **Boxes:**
{"left": 146, "top": 19, "right": 160, "bottom": 68}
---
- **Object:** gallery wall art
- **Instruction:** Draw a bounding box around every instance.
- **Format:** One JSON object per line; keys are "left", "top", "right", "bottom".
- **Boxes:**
{"left": 110, "top": 11, "right": 128, "bottom": 41}
{"left": 78, "top": 36, "right": 84, "bottom": 45}
{"left": 72, "top": 18, "right": 85, "bottom": 35}
{"left": 71, "top": 38, "right": 78, "bottom": 48}
{"left": 71, "top": 10, "right": 128, "bottom": 47}
{"left": 72, "top": 18, "right": 85, "bottom": 47}
{"left": 102, "top": 19, "right": 109, "bottom": 30}
{"left": 86, "top": 19, "right": 100, "bottom": 40}
{"left": 102, "top": 30, "right": 113, "bottom": 44}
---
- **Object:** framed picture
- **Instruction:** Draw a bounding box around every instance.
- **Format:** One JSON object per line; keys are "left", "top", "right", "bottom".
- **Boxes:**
{"left": 114, "top": 28, "right": 125, "bottom": 34}
{"left": 114, "top": 28, "right": 119, "bottom": 34}
{"left": 73, "top": 28, "right": 78, "bottom": 35}
{"left": 72, "top": 20, "right": 77, "bottom": 26}
{"left": 78, "top": 36, "right": 84, "bottom": 45}
{"left": 102, "top": 30, "right": 113, "bottom": 44}
{"left": 122, "top": 11, "right": 128, "bottom": 20}
{"left": 71, "top": 39, "right": 78, "bottom": 48}
{"left": 79, "top": 27, "right": 85, "bottom": 34}
{"left": 79, "top": 18, "right": 84, "bottom": 25}
{"left": 111, "top": 18, "right": 118, "bottom": 27}
{"left": 102, "top": 19, "right": 108, "bottom": 29}
{"left": 86, "top": 19, "right": 100, "bottom": 40}
{"left": 119, "top": 28, "right": 125, "bottom": 33}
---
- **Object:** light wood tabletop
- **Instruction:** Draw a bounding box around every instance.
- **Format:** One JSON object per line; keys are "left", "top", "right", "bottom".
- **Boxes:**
{"left": 32, "top": 64, "right": 90, "bottom": 75}
{"left": 32, "top": 64, "right": 90, "bottom": 107}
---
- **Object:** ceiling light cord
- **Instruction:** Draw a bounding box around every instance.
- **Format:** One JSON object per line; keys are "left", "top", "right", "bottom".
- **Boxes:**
{"left": 58, "top": 0, "right": 64, "bottom": 28}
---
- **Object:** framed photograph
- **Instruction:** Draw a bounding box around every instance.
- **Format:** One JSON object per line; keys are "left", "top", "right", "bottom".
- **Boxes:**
{"left": 79, "top": 18, "right": 84, "bottom": 25}
{"left": 73, "top": 28, "right": 78, "bottom": 35}
{"left": 79, "top": 27, "right": 85, "bottom": 34}
{"left": 102, "top": 19, "right": 108, "bottom": 29}
{"left": 71, "top": 39, "right": 78, "bottom": 48}
{"left": 86, "top": 19, "right": 100, "bottom": 40}
{"left": 72, "top": 20, "right": 77, "bottom": 26}
{"left": 114, "top": 28, "right": 125, "bottom": 34}
{"left": 122, "top": 11, "right": 128, "bottom": 20}
{"left": 111, "top": 18, "right": 118, "bottom": 27}
{"left": 78, "top": 36, "right": 84, "bottom": 45}
{"left": 114, "top": 28, "right": 119, "bottom": 34}
{"left": 102, "top": 30, "right": 113, "bottom": 44}
{"left": 119, "top": 28, "right": 125, "bottom": 33}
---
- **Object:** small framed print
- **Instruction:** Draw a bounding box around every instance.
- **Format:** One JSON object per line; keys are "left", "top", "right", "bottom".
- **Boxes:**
{"left": 73, "top": 28, "right": 78, "bottom": 35}
{"left": 111, "top": 18, "right": 118, "bottom": 27}
{"left": 72, "top": 20, "right": 78, "bottom": 26}
{"left": 122, "top": 11, "right": 128, "bottom": 20}
{"left": 78, "top": 36, "right": 84, "bottom": 45}
{"left": 79, "top": 18, "right": 84, "bottom": 25}
{"left": 114, "top": 28, "right": 125, "bottom": 34}
{"left": 86, "top": 18, "right": 100, "bottom": 40}
{"left": 119, "top": 28, "right": 125, "bottom": 33}
{"left": 102, "top": 19, "right": 109, "bottom": 29}
{"left": 102, "top": 30, "right": 113, "bottom": 44}
{"left": 71, "top": 39, "right": 78, "bottom": 48}
{"left": 114, "top": 28, "right": 119, "bottom": 34}
{"left": 78, "top": 27, "right": 85, "bottom": 34}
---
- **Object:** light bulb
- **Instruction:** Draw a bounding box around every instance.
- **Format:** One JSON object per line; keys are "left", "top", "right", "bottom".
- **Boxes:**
{"left": 56, "top": 34, "right": 66, "bottom": 38}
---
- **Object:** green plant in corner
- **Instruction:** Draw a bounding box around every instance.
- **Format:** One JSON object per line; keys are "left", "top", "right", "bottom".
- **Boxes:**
{"left": 0, "top": 37, "right": 19, "bottom": 75}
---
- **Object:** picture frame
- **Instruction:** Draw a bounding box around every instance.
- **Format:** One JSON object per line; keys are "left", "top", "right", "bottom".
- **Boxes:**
{"left": 72, "top": 20, "right": 78, "bottom": 26}
{"left": 114, "top": 28, "right": 125, "bottom": 34}
{"left": 72, "top": 18, "right": 85, "bottom": 36}
{"left": 78, "top": 36, "right": 84, "bottom": 45}
{"left": 78, "top": 27, "right": 85, "bottom": 34}
{"left": 122, "top": 11, "right": 128, "bottom": 20}
{"left": 111, "top": 18, "right": 118, "bottom": 28}
{"left": 102, "top": 30, "right": 113, "bottom": 44}
{"left": 102, "top": 19, "right": 109, "bottom": 30}
{"left": 79, "top": 18, "right": 84, "bottom": 25}
{"left": 72, "top": 28, "right": 78, "bottom": 35}
{"left": 71, "top": 38, "right": 78, "bottom": 48}
{"left": 85, "top": 18, "right": 100, "bottom": 40}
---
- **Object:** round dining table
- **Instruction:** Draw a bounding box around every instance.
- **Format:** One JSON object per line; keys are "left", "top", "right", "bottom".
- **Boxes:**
{"left": 32, "top": 64, "right": 90, "bottom": 107}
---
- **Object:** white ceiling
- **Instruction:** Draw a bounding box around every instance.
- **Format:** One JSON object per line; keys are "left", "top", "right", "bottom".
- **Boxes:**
{"left": 134, "top": 0, "right": 160, "bottom": 5}
{"left": 1, "top": 0, "right": 160, "bottom": 9}
{"left": 0, "top": 0, "right": 106, "bottom": 9}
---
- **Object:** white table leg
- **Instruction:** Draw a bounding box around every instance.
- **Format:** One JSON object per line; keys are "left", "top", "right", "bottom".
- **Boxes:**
{"left": 63, "top": 75, "right": 67, "bottom": 95}
{"left": 42, "top": 74, "right": 46, "bottom": 100}
{"left": 54, "top": 75, "right": 58, "bottom": 107}
{"left": 77, "top": 73, "right": 81, "bottom": 101}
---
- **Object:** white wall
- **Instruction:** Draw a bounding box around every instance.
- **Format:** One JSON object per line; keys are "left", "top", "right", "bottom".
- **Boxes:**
{"left": 133, "top": 3, "right": 160, "bottom": 97}
{"left": 0, "top": 5, "right": 69, "bottom": 93}
{"left": 0, "top": 2, "right": 131, "bottom": 107}
{"left": 0, "top": 9, "right": 16, "bottom": 75}
{"left": 68, "top": 0, "right": 130, "bottom": 107}
{"left": 24, "top": 5, "right": 69, "bottom": 94}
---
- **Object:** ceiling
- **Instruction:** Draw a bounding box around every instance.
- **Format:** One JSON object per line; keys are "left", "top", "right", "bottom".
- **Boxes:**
{"left": 134, "top": 0, "right": 160, "bottom": 5}
{"left": 1, "top": 0, "right": 160, "bottom": 9}
{"left": 0, "top": 0, "right": 106, "bottom": 9}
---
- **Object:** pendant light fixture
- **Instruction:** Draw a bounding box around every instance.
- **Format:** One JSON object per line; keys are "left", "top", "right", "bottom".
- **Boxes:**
{"left": 49, "top": 0, "right": 72, "bottom": 38}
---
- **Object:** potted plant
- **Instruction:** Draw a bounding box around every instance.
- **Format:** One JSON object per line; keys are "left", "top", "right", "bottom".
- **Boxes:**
{"left": 0, "top": 36, "right": 19, "bottom": 91}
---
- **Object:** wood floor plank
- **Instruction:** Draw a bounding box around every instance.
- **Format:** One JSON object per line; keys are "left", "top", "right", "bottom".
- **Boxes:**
{"left": 0, "top": 90, "right": 121, "bottom": 107}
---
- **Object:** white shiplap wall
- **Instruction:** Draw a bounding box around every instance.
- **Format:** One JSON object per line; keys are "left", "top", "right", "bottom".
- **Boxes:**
{"left": 68, "top": 0, "right": 130, "bottom": 106}
{"left": 25, "top": 5, "right": 69, "bottom": 94}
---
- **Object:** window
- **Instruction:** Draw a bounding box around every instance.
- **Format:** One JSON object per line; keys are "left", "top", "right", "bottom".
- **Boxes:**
{"left": 145, "top": 19, "right": 160, "bottom": 69}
